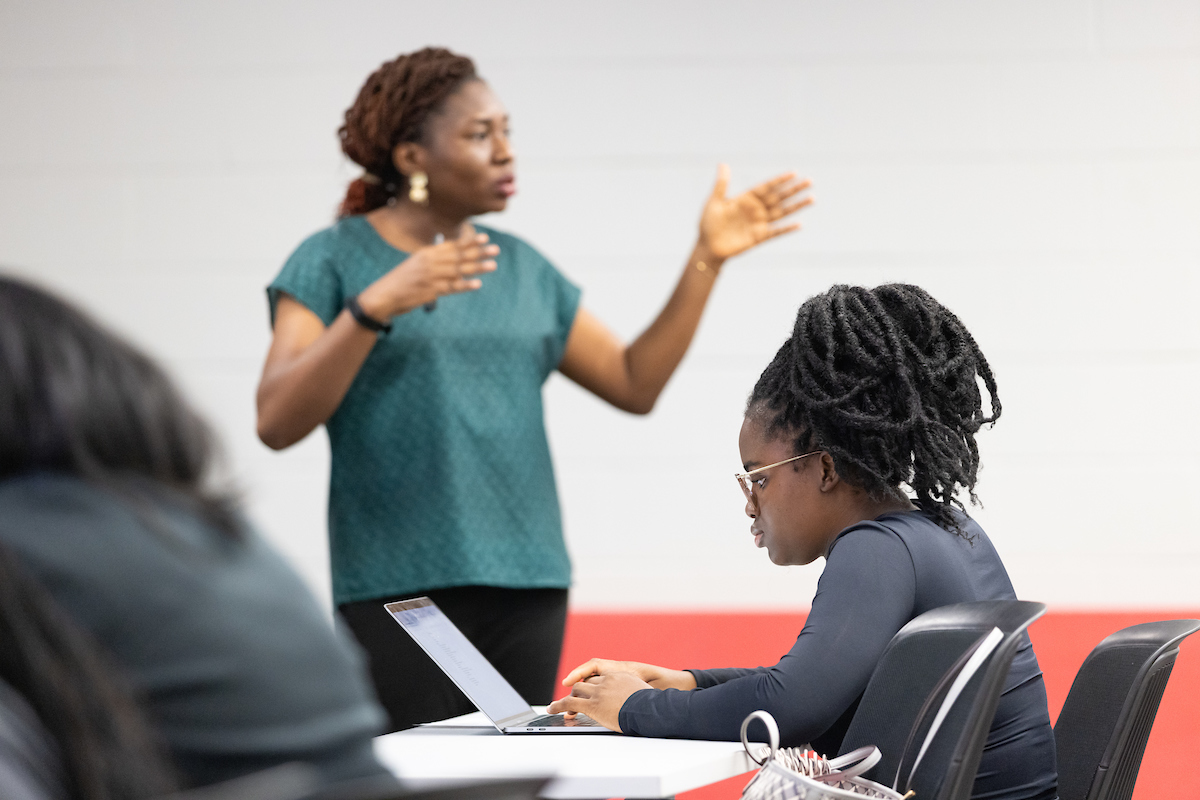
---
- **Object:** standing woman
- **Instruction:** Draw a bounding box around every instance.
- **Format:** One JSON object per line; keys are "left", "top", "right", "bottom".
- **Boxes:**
{"left": 256, "top": 46, "right": 811, "bottom": 731}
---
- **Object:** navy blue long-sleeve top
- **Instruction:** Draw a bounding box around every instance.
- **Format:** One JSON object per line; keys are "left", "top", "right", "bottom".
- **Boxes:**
{"left": 618, "top": 509, "right": 1057, "bottom": 800}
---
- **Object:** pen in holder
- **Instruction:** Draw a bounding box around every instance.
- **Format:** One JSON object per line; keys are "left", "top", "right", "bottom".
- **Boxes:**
{"left": 424, "top": 232, "right": 443, "bottom": 312}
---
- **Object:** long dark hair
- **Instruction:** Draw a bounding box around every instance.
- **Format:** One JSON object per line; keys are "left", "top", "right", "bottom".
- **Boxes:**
{"left": 0, "top": 274, "right": 240, "bottom": 537}
{"left": 337, "top": 46, "right": 479, "bottom": 216}
{"left": 748, "top": 284, "right": 1001, "bottom": 534}
{"left": 0, "top": 543, "right": 177, "bottom": 799}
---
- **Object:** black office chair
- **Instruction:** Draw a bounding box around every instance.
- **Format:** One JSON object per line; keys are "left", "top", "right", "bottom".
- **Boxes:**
{"left": 1054, "top": 618, "right": 1200, "bottom": 800}
{"left": 837, "top": 600, "right": 1047, "bottom": 800}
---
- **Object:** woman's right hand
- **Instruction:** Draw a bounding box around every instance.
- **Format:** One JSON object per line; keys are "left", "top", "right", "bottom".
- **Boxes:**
{"left": 560, "top": 658, "right": 697, "bottom": 691}
{"left": 358, "top": 228, "right": 499, "bottom": 320}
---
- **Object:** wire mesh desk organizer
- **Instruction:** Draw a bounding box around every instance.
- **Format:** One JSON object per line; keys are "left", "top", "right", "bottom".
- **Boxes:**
{"left": 738, "top": 626, "right": 1003, "bottom": 800}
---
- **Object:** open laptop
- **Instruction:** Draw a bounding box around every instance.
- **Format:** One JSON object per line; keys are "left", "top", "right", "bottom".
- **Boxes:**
{"left": 384, "top": 597, "right": 614, "bottom": 734}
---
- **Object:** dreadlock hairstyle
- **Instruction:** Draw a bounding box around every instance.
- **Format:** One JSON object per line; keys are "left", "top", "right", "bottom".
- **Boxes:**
{"left": 747, "top": 284, "right": 1001, "bottom": 535}
{"left": 338, "top": 47, "right": 479, "bottom": 217}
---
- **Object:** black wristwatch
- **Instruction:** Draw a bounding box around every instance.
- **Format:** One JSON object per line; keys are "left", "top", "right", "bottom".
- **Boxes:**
{"left": 344, "top": 295, "right": 392, "bottom": 334}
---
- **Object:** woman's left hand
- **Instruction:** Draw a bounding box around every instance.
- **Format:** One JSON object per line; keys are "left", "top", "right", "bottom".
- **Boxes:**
{"left": 546, "top": 671, "right": 654, "bottom": 732}
{"left": 699, "top": 165, "right": 812, "bottom": 260}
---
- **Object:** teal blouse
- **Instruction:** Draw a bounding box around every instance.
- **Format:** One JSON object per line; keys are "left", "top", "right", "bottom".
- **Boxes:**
{"left": 268, "top": 216, "right": 581, "bottom": 606}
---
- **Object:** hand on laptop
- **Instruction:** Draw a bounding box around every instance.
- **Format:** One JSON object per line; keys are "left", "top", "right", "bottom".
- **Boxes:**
{"left": 559, "top": 658, "right": 699, "bottom": 692}
{"left": 547, "top": 671, "right": 647, "bottom": 731}
{"left": 548, "top": 659, "right": 699, "bottom": 731}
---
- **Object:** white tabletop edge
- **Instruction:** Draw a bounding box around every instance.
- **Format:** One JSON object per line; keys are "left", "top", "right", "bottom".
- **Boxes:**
{"left": 375, "top": 709, "right": 761, "bottom": 799}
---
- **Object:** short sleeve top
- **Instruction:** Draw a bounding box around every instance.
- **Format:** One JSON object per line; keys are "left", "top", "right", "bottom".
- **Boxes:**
{"left": 268, "top": 216, "right": 582, "bottom": 605}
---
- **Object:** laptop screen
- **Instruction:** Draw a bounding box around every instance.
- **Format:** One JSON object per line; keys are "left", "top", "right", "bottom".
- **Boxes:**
{"left": 386, "top": 599, "right": 531, "bottom": 723}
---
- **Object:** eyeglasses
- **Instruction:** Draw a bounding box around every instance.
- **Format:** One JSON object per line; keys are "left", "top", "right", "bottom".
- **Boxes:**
{"left": 735, "top": 452, "right": 823, "bottom": 505}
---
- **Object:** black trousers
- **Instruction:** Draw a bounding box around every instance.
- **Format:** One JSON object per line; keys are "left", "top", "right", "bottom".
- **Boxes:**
{"left": 339, "top": 585, "right": 568, "bottom": 733}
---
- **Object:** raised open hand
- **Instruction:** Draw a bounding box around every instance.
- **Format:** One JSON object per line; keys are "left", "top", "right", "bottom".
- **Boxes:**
{"left": 359, "top": 227, "right": 499, "bottom": 319}
{"left": 699, "top": 165, "right": 812, "bottom": 260}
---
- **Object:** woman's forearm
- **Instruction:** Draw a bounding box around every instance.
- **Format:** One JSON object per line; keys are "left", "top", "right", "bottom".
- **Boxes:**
{"left": 559, "top": 168, "right": 808, "bottom": 414}
{"left": 623, "top": 164, "right": 809, "bottom": 402}
{"left": 256, "top": 309, "right": 380, "bottom": 449}
{"left": 257, "top": 232, "right": 501, "bottom": 449}
{"left": 620, "top": 240, "right": 727, "bottom": 412}
{"left": 558, "top": 240, "right": 728, "bottom": 415}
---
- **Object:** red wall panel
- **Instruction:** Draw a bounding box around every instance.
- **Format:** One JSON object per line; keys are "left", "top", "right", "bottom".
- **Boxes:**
{"left": 557, "top": 611, "right": 1200, "bottom": 800}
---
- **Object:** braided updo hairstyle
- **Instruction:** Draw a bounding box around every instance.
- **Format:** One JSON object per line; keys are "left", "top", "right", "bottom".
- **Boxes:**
{"left": 338, "top": 47, "right": 478, "bottom": 217}
{"left": 748, "top": 284, "right": 1001, "bottom": 535}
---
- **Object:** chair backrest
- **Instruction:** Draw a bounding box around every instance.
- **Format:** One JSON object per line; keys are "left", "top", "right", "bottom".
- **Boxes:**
{"left": 1054, "top": 619, "right": 1200, "bottom": 800}
{"left": 838, "top": 600, "right": 1046, "bottom": 800}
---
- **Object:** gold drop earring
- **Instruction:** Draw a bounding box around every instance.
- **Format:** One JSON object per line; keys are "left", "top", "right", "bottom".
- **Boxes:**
{"left": 408, "top": 171, "right": 429, "bottom": 205}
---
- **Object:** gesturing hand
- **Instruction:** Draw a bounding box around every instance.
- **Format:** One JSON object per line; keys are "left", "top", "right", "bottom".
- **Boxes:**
{"left": 699, "top": 165, "right": 812, "bottom": 260}
{"left": 359, "top": 227, "right": 499, "bottom": 319}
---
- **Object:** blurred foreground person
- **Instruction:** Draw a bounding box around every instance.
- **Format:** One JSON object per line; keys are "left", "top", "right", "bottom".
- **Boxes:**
{"left": 0, "top": 275, "right": 397, "bottom": 792}
{"left": 0, "top": 542, "right": 176, "bottom": 800}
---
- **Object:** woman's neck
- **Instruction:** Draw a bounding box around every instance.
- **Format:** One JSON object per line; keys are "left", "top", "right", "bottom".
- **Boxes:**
{"left": 830, "top": 488, "right": 916, "bottom": 536}
{"left": 869, "top": 492, "right": 917, "bottom": 518}
{"left": 365, "top": 203, "right": 469, "bottom": 252}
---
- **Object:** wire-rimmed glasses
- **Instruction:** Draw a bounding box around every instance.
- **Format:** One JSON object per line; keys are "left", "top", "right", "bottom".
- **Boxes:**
{"left": 735, "top": 451, "right": 822, "bottom": 505}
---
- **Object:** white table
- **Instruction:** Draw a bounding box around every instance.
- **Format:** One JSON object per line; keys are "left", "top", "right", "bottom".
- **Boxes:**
{"left": 374, "top": 710, "right": 759, "bottom": 799}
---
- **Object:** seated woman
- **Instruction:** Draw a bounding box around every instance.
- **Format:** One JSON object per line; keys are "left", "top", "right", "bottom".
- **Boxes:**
{"left": 548, "top": 284, "right": 1057, "bottom": 800}
{"left": 0, "top": 275, "right": 397, "bottom": 792}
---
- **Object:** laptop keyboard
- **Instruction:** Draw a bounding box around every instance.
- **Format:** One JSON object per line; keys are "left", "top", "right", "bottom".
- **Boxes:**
{"left": 525, "top": 713, "right": 603, "bottom": 727}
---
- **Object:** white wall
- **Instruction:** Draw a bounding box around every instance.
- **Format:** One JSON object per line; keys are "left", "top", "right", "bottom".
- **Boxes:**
{"left": 1, "top": 1, "right": 1197, "bottom": 611}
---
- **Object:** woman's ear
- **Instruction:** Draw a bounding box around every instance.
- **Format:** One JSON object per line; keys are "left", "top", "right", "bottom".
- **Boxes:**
{"left": 818, "top": 452, "right": 840, "bottom": 493}
{"left": 391, "top": 142, "right": 425, "bottom": 178}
